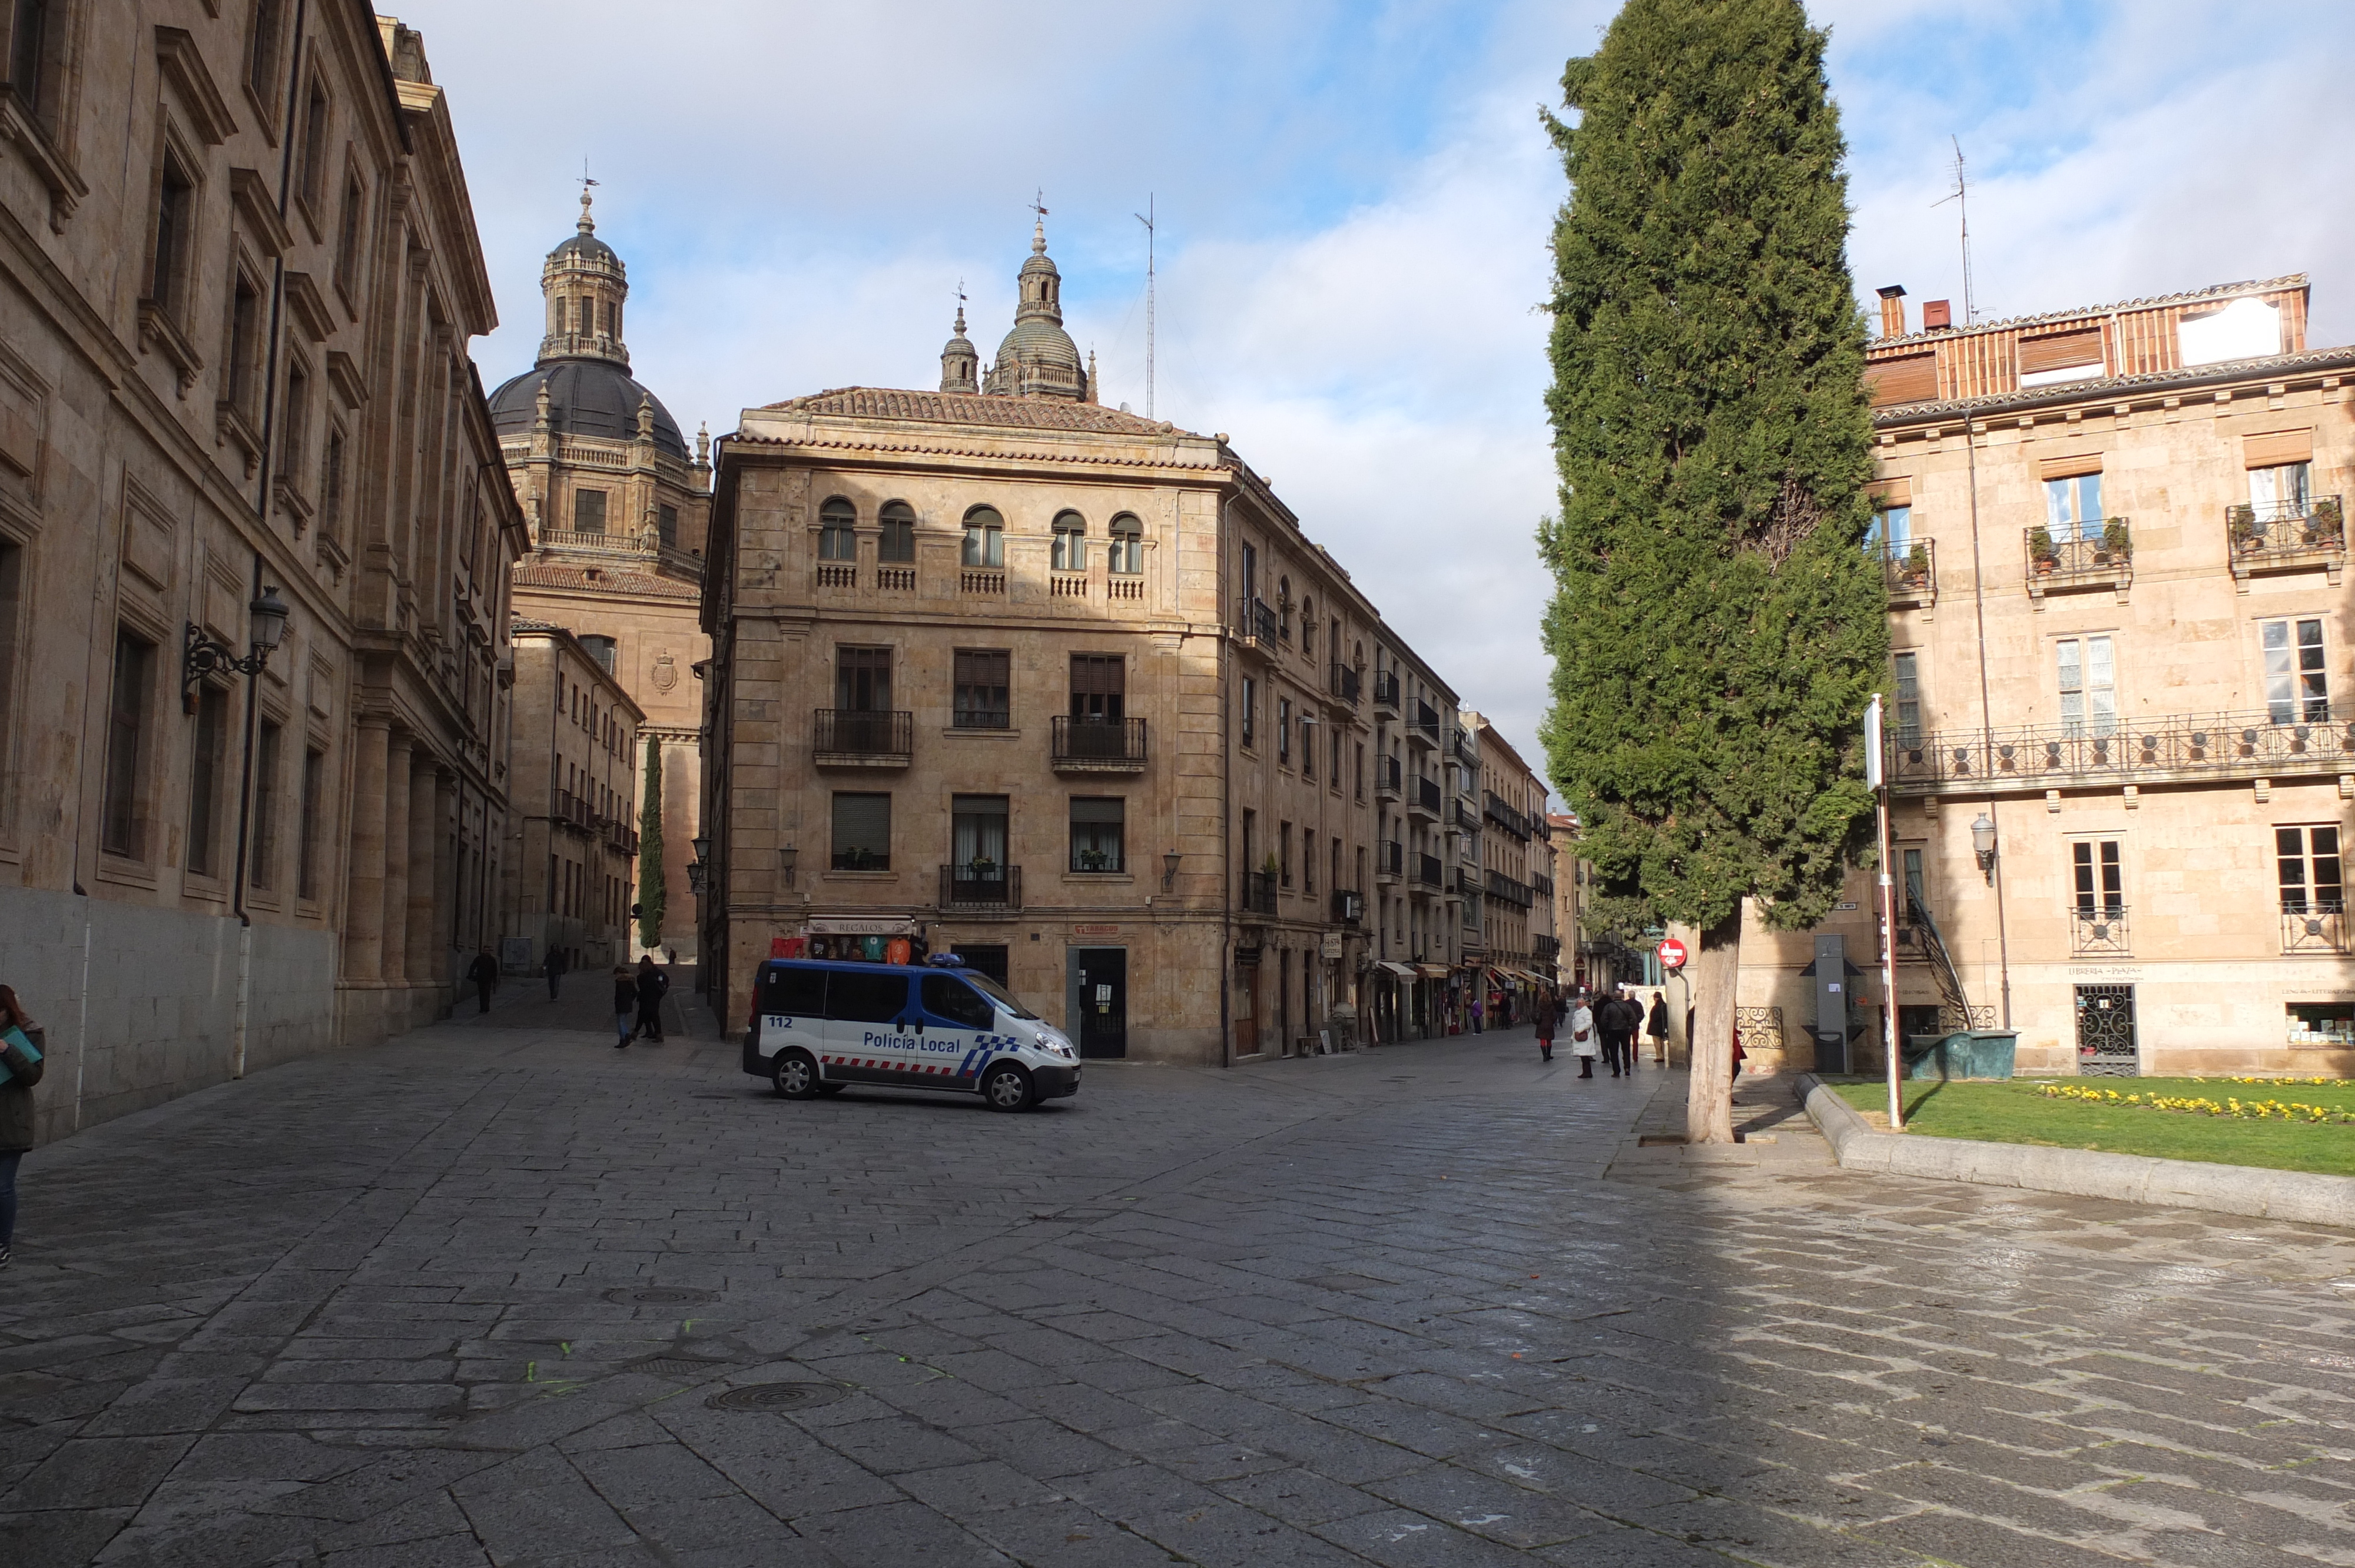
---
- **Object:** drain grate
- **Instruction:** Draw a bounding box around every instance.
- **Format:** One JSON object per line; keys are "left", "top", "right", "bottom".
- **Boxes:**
{"left": 629, "top": 1355, "right": 733, "bottom": 1378}
{"left": 707, "top": 1381, "right": 849, "bottom": 1412}
{"left": 604, "top": 1286, "right": 717, "bottom": 1305}
{"left": 1637, "top": 1134, "right": 1687, "bottom": 1147}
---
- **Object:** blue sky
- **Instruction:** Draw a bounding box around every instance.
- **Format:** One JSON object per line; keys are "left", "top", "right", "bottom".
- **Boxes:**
{"left": 399, "top": 0, "right": 2355, "bottom": 798}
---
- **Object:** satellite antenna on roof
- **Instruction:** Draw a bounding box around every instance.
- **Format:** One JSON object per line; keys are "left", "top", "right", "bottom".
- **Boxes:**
{"left": 1931, "top": 137, "right": 1977, "bottom": 325}
{"left": 1135, "top": 194, "right": 1156, "bottom": 420}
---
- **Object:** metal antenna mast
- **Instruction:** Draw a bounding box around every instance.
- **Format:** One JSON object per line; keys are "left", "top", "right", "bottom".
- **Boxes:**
{"left": 1135, "top": 194, "right": 1156, "bottom": 419}
{"left": 1932, "top": 137, "right": 1977, "bottom": 324}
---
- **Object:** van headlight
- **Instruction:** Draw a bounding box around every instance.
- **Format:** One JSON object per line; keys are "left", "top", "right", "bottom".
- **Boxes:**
{"left": 1034, "top": 1032, "right": 1074, "bottom": 1058}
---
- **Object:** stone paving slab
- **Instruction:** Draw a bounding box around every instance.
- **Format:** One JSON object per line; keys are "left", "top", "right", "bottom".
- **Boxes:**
{"left": 3, "top": 1021, "right": 2354, "bottom": 1566}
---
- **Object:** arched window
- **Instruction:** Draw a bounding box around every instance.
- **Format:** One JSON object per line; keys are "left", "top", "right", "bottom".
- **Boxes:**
{"left": 1051, "top": 510, "right": 1086, "bottom": 572}
{"left": 1108, "top": 513, "right": 1143, "bottom": 575}
{"left": 878, "top": 500, "right": 917, "bottom": 563}
{"left": 1302, "top": 599, "right": 1316, "bottom": 658}
{"left": 818, "top": 497, "right": 856, "bottom": 561}
{"left": 962, "top": 505, "right": 1004, "bottom": 568}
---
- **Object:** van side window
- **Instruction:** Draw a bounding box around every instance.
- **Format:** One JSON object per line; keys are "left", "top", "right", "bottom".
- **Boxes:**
{"left": 825, "top": 970, "right": 910, "bottom": 1024}
{"left": 765, "top": 966, "right": 826, "bottom": 1016}
{"left": 923, "top": 974, "right": 995, "bottom": 1030}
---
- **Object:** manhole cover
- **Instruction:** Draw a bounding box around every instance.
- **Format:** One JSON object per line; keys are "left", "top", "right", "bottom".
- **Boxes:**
{"left": 706, "top": 1381, "right": 848, "bottom": 1412}
{"left": 604, "top": 1287, "right": 716, "bottom": 1305}
{"left": 629, "top": 1355, "right": 733, "bottom": 1378}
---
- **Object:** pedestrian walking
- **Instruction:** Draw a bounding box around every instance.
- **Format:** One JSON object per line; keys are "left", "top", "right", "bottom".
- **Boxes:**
{"left": 542, "top": 946, "right": 566, "bottom": 1001}
{"left": 1470, "top": 992, "right": 1483, "bottom": 1035}
{"left": 634, "top": 955, "right": 669, "bottom": 1043}
{"left": 466, "top": 946, "right": 500, "bottom": 1014}
{"left": 612, "top": 968, "right": 636, "bottom": 1050}
{"left": 1594, "top": 989, "right": 1624, "bottom": 1077}
{"left": 1570, "top": 994, "right": 1597, "bottom": 1078}
{"left": 1647, "top": 991, "right": 1670, "bottom": 1064}
{"left": 1534, "top": 988, "right": 1558, "bottom": 1062}
{"left": 0, "top": 984, "right": 45, "bottom": 1270}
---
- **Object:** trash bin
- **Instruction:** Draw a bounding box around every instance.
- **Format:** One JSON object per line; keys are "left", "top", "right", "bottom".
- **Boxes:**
{"left": 1904, "top": 1029, "right": 2018, "bottom": 1081}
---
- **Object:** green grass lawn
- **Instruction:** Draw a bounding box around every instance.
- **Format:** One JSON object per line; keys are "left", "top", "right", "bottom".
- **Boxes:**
{"left": 1823, "top": 1077, "right": 2355, "bottom": 1178}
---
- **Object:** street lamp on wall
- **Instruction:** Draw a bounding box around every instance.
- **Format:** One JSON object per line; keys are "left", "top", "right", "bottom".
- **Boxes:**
{"left": 780, "top": 842, "right": 797, "bottom": 888}
{"left": 685, "top": 861, "right": 704, "bottom": 894}
{"left": 1162, "top": 851, "right": 1182, "bottom": 892}
{"left": 182, "top": 587, "right": 290, "bottom": 706}
{"left": 691, "top": 835, "right": 711, "bottom": 863}
{"left": 1971, "top": 812, "right": 1998, "bottom": 884}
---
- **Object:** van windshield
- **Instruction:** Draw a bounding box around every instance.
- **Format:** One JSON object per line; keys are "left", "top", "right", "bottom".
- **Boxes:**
{"left": 964, "top": 971, "right": 1039, "bottom": 1021}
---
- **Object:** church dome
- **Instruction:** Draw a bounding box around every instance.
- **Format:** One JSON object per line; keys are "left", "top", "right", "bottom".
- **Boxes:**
{"left": 488, "top": 361, "right": 687, "bottom": 460}
{"left": 983, "top": 218, "right": 1086, "bottom": 400}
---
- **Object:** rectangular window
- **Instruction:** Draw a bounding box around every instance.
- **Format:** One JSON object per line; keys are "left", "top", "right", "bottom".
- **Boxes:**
{"left": 1070, "top": 654, "right": 1123, "bottom": 722}
{"left": 1070, "top": 797, "right": 1124, "bottom": 872}
{"left": 298, "top": 79, "right": 329, "bottom": 211}
{"left": 1279, "top": 821, "right": 1292, "bottom": 886}
{"left": 2277, "top": 826, "right": 2343, "bottom": 913}
{"left": 227, "top": 271, "right": 263, "bottom": 416}
{"left": 10, "top": 0, "right": 51, "bottom": 123}
{"left": 658, "top": 505, "right": 678, "bottom": 547}
{"left": 2044, "top": 474, "right": 2102, "bottom": 543}
{"left": 573, "top": 489, "right": 607, "bottom": 534}
{"left": 246, "top": 0, "right": 283, "bottom": 99}
{"left": 250, "top": 721, "right": 282, "bottom": 889}
{"left": 151, "top": 154, "right": 195, "bottom": 320}
{"left": 188, "top": 683, "right": 230, "bottom": 878}
{"left": 1867, "top": 504, "right": 1913, "bottom": 552}
{"left": 2071, "top": 840, "right": 2124, "bottom": 916}
{"left": 102, "top": 631, "right": 153, "bottom": 858}
{"left": 1240, "top": 676, "right": 1255, "bottom": 749}
{"left": 336, "top": 172, "right": 364, "bottom": 289}
{"left": 0, "top": 538, "right": 16, "bottom": 808}
{"left": 2057, "top": 635, "right": 2115, "bottom": 735}
{"left": 1278, "top": 698, "right": 1292, "bottom": 765}
{"left": 2261, "top": 618, "right": 2328, "bottom": 724}
{"left": 831, "top": 792, "right": 890, "bottom": 871}
{"left": 1892, "top": 651, "right": 1921, "bottom": 742}
{"left": 281, "top": 359, "right": 310, "bottom": 481}
{"left": 297, "top": 746, "right": 324, "bottom": 900}
{"left": 953, "top": 649, "right": 1007, "bottom": 728}
{"left": 1329, "top": 730, "right": 1341, "bottom": 789}
{"left": 2249, "top": 461, "right": 2312, "bottom": 518}
{"left": 952, "top": 795, "right": 1009, "bottom": 874}
{"left": 1355, "top": 742, "right": 1364, "bottom": 800}
{"left": 835, "top": 646, "right": 891, "bottom": 712}
{"left": 1240, "top": 542, "right": 1257, "bottom": 602}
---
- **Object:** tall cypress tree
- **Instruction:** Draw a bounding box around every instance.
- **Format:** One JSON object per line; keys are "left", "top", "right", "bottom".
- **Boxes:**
{"left": 636, "top": 735, "right": 664, "bottom": 952}
{"left": 1538, "top": 0, "right": 1885, "bottom": 1142}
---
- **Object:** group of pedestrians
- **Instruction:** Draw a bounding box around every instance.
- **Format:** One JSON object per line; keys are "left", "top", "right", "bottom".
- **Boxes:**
{"left": 615, "top": 955, "right": 669, "bottom": 1049}
{"left": 1531, "top": 985, "right": 1667, "bottom": 1078}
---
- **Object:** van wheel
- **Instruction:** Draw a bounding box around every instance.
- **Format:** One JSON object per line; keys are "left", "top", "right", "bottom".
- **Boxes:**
{"left": 772, "top": 1049, "right": 820, "bottom": 1099}
{"left": 980, "top": 1061, "right": 1034, "bottom": 1112}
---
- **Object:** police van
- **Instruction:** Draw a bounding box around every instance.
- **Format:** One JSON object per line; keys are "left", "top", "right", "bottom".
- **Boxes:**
{"left": 742, "top": 954, "right": 1080, "bottom": 1111}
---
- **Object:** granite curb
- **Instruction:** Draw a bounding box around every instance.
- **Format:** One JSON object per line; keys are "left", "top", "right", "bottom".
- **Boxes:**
{"left": 1795, "top": 1072, "right": 2355, "bottom": 1228}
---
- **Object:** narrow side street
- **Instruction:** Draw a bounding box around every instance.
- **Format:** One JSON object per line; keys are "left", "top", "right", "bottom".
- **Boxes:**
{"left": 2, "top": 1018, "right": 2350, "bottom": 1567}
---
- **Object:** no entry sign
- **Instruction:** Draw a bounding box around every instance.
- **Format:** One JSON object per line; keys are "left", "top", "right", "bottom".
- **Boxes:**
{"left": 1656, "top": 938, "right": 1687, "bottom": 971}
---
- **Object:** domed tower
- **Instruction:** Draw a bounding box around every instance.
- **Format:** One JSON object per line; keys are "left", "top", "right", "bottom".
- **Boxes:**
{"left": 540, "top": 187, "right": 631, "bottom": 368}
{"left": 982, "top": 218, "right": 1087, "bottom": 401}
{"left": 940, "top": 304, "right": 979, "bottom": 394}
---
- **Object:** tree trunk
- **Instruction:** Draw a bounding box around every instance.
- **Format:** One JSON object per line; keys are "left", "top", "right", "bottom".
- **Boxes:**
{"left": 1684, "top": 906, "right": 1744, "bottom": 1144}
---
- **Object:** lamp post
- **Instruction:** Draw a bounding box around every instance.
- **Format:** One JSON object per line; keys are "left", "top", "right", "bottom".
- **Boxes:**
{"left": 1162, "top": 851, "right": 1182, "bottom": 893}
{"left": 1971, "top": 812, "right": 1998, "bottom": 884}
{"left": 780, "top": 842, "right": 797, "bottom": 888}
{"left": 182, "top": 586, "right": 289, "bottom": 706}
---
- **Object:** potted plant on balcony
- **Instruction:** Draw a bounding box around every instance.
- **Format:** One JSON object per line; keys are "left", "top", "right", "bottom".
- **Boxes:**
{"left": 2028, "top": 525, "right": 2057, "bottom": 575}
{"left": 2097, "top": 517, "right": 2130, "bottom": 565}
{"left": 1903, "top": 541, "right": 1931, "bottom": 589}
{"left": 2310, "top": 496, "right": 2344, "bottom": 547}
{"left": 2228, "top": 505, "right": 2261, "bottom": 553}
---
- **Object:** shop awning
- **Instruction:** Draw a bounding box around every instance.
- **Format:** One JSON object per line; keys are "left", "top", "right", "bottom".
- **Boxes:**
{"left": 1487, "top": 968, "right": 1514, "bottom": 986}
{"left": 1514, "top": 968, "right": 1552, "bottom": 985}
{"left": 1416, "top": 964, "right": 1452, "bottom": 981}
{"left": 1377, "top": 961, "right": 1419, "bottom": 979}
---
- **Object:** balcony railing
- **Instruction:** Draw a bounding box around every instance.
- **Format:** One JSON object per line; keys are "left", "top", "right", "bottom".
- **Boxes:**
{"left": 1414, "top": 852, "right": 1444, "bottom": 889}
{"left": 1487, "top": 870, "right": 1534, "bottom": 909}
{"left": 1876, "top": 538, "right": 1936, "bottom": 609}
{"left": 1372, "top": 670, "right": 1400, "bottom": 712}
{"left": 814, "top": 708, "right": 913, "bottom": 766}
{"left": 1332, "top": 889, "right": 1364, "bottom": 925}
{"left": 1330, "top": 664, "right": 1361, "bottom": 706}
{"left": 1377, "top": 840, "right": 1404, "bottom": 880}
{"left": 1414, "top": 776, "right": 1443, "bottom": 816}
{"left": 1452, "top": 727, "right": 1475, "bottom": 767}
{"left": 1414, "top": 701, "right": 1441, "bottom": 743}
{"left": 1454, "top": 798, "right": 1478, "bottom": 830}
{"left": 1889, "top": 706, "right": 2355, "bottom": 795}
{"left": 2069, "top": 904, "right": 2130, "bottom": 957}
{"left": 1454, "top": 866, "right": 1481, "bottom": 899}
{"left": 1241, "top": 870, "right": 1278, "bottom": 915}
{"left": 1533, "top": 934, "right": 1561, "bottom": 961}
{"left": 2229, "top": 497, "right": 2345, "bottom": 584}
{"left": 940, "top": 864, "right": 1021, "bottom": 911}
{"left": 2025, "top": 519, "right": 2132, "bottom": 599}
{"left": 2283, "top": 903, "right": 2351, "bottom": 955}
{"left": 1051, "top": 716, "right": 1147, "bottom": 771}
{"left": 1484, "top": 792, "right": 1533, "bottom": 842}
{"left": 1376, "top": 755, "right": 1402, "bottom": 798}
{"left": 1238, "top": 597, "right": 1279, "bottom": 652}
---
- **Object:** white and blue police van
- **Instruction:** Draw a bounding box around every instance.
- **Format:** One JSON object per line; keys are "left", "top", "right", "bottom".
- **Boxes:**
{"left": 742, "top": 954, "right": 1080, "bottom": 1111}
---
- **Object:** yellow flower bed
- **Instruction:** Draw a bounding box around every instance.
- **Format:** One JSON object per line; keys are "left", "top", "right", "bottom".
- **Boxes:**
{"left": 2037, "top": 1082, "right": 2355, "bottom": 1124}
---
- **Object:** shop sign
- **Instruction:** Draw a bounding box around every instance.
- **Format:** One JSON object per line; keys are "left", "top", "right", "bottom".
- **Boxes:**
{"left": 1320, "top": 932, "right": 1343, "bottom": 959}
{"left": 1073, "top": 923, "right": 1122, "bottom": 938}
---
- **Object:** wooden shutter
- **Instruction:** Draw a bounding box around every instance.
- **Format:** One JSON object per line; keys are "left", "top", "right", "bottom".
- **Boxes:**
{"left": 2019, "top": 327, "right": 2104, "bottom": 374}
{"left": 2038, "top": 453, "right": 2105, "bottom": 481}
{"left": 1070, "top": 655, "right": 1123, "bottom": 696}
{"left": 1868, "top": 477, "right": 1912, "bottom": 508}
{"left": 1866, "top": 352, "right": 1938, "bottom": 407}
{"left": 2244, "top": 428, "right": 2314, "bottom": 468}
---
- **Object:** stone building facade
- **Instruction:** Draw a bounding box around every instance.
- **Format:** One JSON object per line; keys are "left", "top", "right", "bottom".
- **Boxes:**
{"left": 489, "top": 192, "right": 709, "bottom": 963}
{"left": 502, "top": 620, "right": 641, "bottom": 975}
{"left": 1737, "top": 275, "right": 2354, "bottom": 1077}
{"left": 702, "top": 225, "right": 1438, "bottom": 1065}
{"left": 1465, "top": 711, "right": 1553, "bottom": 1011}
{"left": 1364, "top": 632, "right": 1470, "bottom": 1040}
{"left": 0, "top": 4, "right": 522, "bottom": 1141}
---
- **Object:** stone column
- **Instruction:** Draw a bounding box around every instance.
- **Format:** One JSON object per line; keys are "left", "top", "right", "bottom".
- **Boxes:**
{"left": 344, "top": 719, "right": 391, "bottom": 982}
{"left": 406, "top": 759, "right": 441, "bottom": 982}
{"left": 381, "top": 735, "right": 414, "bottom": 986}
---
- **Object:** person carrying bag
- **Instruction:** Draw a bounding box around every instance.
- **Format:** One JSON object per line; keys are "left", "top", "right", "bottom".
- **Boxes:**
{"left": 1570, "top": 994, "right": 1597, "bottom": 1079}
{"left": 0, "top": 984, "right": 45, "bottom": 1270}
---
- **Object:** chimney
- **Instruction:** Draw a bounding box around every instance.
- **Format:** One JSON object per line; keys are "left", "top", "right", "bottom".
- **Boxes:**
{"left": 1876, "top": 284, "right": 1907, "bottom": 338}
{"left": 1922, "top": 299, "right": 1953, "bottom": 331}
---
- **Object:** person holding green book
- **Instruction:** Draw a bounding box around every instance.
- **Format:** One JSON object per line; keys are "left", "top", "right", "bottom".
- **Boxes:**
{"left": 0, "top": 984, "right": 42, "bottom": 1270}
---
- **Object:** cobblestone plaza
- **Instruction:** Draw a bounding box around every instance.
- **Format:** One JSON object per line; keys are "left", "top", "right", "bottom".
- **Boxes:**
{"left": 4, "top": 998, "right": 2353, "bottom": 1566}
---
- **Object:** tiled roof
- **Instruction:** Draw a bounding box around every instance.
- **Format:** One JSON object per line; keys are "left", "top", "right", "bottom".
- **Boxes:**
{"left": 758, "top": 386, "right": 1200, "bottom": 439}
{"left": 1870, "top": 343, "right": 2355, "bottom": 423}
{"left": 1869, "top": 274, "right": 2308, "bottom": 353}
{"left": 513, "top": 562, "right": 699, "bottom": 601}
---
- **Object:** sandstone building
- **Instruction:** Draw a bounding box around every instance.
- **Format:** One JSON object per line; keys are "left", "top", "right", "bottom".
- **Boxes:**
{"left": 0, "top": 5, "right": 522, "bottom": 1139}
{"left": 489, "top": 191, "right": 708, "bottom": 964}
{"left": 1737, "top": 275, "right": 2353, "bottom": 1077}
{"left": 1365, "top": 632, "right": 1472, "bottom": 1039}
{"left": 700, "top": 222, "right": 1481, "bottom": 1064}
{"left": 1465, "top": 711, "right": 1554, "bottom": 1014}
{"left": 503, "top": 620, "right": 641, "bottom": 973}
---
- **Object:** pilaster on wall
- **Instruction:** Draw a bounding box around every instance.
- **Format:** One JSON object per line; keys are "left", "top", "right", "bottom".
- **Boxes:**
{"left": 344, "top": 719, "right": 392, "bottom": 981}
{"left": 382, "top": 739, "right": 414, "bottom": 982}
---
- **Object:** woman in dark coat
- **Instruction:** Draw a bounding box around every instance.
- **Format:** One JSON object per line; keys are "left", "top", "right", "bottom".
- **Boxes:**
{"left": 0, "top": 984, "right": 47, "bottom": 1269}
{"left": 633, "top": 955, "right": 669, "bottom": 1043}
{"left": 1646, "top": 992, "right": 1670, "bottom": 1065}
{"left": 1534, "top": 988, "right": 1559, "bottom": 1063}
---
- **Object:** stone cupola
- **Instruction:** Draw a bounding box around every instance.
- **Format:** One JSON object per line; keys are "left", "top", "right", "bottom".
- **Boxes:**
{"left": 538, "top": 187, "right": 630, "bottom": 370}
{"left": 982, "top": 217, "right": 1086, "bottom": 401}
{"left": 940, "top": 304, "right": 979, "bottom": 394}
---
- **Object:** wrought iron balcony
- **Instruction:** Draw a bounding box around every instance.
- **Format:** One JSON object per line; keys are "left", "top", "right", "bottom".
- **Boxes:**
{"left": 1454, "top": 798, "right": 1478, "bottom": 830}
{"left": 940, "top": 863, "right": 1020, "bottom": 911}
{"left": 1889, "top": 707, "right": 2355, "bottom": 796}
{"left": 814, "top": 708, "right": 913, "bottom": 766}
{"left": 1332, "top": 889, "right": 1364, "bottom": 925}
{"left": 1410, "top": 776, "right": 1442, "bottom": 818}
{"left": 1376, "top": 755, "right": 1402, "bottom": 799}
{"left": 2024, "top": 519, "right": 2132, "bottom": 600}
{"left": 1330, "top": 663, "right": 1361, "bottom": 706}
{"left": 1372, "top": 669, "right": 1401, "bottom": 713}
{"left": 1451, "top": 728, "right": 1475, "bottom": 766}
{"left": 1240, "top": 870, "right": 1278, "bottom": 915}
{"left": 1412, "top": 701, "right": 1441, "bottom": 745}
{"left": 1454, "top": 866, "right": 1481, "bottom": 899}
{"left": 2228, "top": 496, "right": 2344, "bottom": 585}
{"left": 1051, "top": 716, "right": 1147, "bottom": 771}
{"left": 1236, "top": 596, "right": 1279, "bottom": 656}
{"left": 1376, "top": 840, "right": 1404, "bottom": 881}
{"left": 1486, "top": 869, "right": 1534, "bottom": 909}
{"left": 2069, "top": 904, "right": 2130, "bottom": 957}
{"left": 1414, "top": 852, "right": 1445, "bottom": 889}
{"left": 1876, "top": 537, "right": 1936, "bottom": 609}
{"left": 2282, "top": 903, "right": 2351, "bottom": 955}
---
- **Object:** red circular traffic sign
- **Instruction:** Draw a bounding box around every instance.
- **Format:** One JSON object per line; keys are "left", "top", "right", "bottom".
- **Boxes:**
{"left": 1656, "top": 938, "right": 1687, "bottom": 970}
